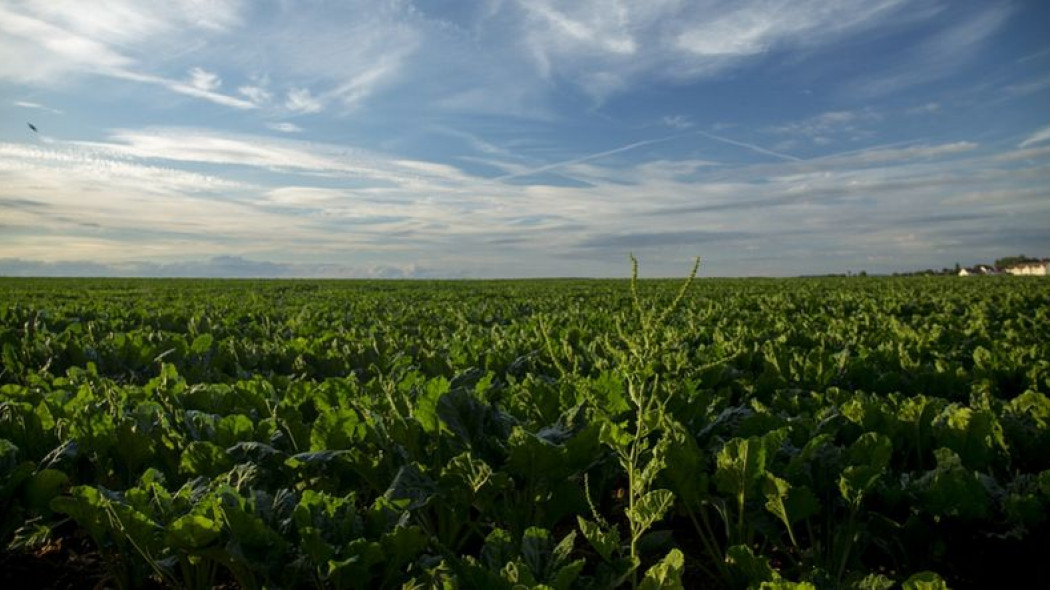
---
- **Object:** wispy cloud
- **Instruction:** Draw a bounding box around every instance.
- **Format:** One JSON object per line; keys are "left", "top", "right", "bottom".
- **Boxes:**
{"left": 769, "top": 109, "right": 882, "bottom": 144}
{"left": 1019, "top": 125, "right": 1050, "bottom": 149}
{"left": 285, "top": 88, "right": 323, "bottom": 114}
{"left": 108, "top": 69, "right": 256, "bottom": 109}
{"left": 844, "top": 3, "right": 1014, "bottom": 98}
{"left": 0, "top": 3, "right": 255, "bottom": 109}
{"left": 267, "top": 122, "right": 304, "bottom": 133}
{"left": 662, "top": 115, "right": 694, "bottom": 130}
{"left": 510, "top": 0, "right": 920, "bottom": 101}
{"left": 906, "top": 102, "right": 941, "bottom": 115}
{"left": 187, "top": 67, "right": 222, "bottom": 92}
{"left": 238, "top": 85, "right": 271, "bottom": 105}
{"left": 12, "top": 100, "right": 63, "bottom": 114}
{"left": 1004, "top": 74, "right": 1050, "bottom": 98}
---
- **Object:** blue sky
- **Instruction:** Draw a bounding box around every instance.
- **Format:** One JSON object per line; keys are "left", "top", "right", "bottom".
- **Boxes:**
{"left": 1, "top": 0, "right": 1048, "bottom": 278}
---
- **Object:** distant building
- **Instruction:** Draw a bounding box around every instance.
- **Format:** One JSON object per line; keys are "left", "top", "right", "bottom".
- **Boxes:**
{"left": 1004, "top": 260, "right": 1049, "bottom": 276}
{"left": 958, "top": 264, "right": 998, "bottom": 276}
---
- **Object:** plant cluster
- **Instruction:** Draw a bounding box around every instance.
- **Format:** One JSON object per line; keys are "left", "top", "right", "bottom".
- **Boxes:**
{"left": 1, "top": 272, "right": 1049, "bottom": 588}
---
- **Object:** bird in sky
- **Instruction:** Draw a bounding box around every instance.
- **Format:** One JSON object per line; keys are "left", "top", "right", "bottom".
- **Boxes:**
{"left": 27, "top": 122, "right": 38, "bottom": 132}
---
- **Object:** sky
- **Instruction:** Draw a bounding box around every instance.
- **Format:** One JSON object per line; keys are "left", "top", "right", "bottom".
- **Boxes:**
{"left": 1, "top": 0, "right": 1049, "bottom": 278}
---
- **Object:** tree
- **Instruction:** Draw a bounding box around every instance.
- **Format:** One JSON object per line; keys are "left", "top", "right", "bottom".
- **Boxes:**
{"left": 995, "top": 254, "right": 1037, "bottom": 269}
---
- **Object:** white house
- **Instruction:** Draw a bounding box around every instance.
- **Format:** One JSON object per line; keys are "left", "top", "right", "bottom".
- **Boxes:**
{"left": 1005, "top": 261, "right": 1049, "bottom": 276}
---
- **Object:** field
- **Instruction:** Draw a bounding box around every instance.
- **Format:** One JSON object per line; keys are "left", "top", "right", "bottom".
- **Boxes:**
{"left": 1, "top": 274, "right": 1049, "bottom": 589}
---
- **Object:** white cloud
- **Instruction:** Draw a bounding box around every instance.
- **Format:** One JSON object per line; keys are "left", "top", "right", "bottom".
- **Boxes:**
{"left": 110, "top": 70, "right": 256, "bottom": 109}
{"left": 187, "top": 67, "right": 221, "bottom": 92}
{"left": 662, "top": 115, "right": 693, "bottom": 130}
{"left": 267, "top": 122, "right": 304, "bottom": 133}
{"left": 505, "top": 0, "right": 919, "bottom": 100}
{"left": 815, "top": 142, "right": 977, "bottom": 166}
{"left": 0, "top": 6, "right": 135, "bottom": 81}
{"left": 234, "top": 1, "right": 421, "bottom": 112}
{"left": 322, "top": 57, "right": 403, "bottom": 109}
{"left": 68, "top": 128, "right": 480, "bottom": 195}
{"left": 238, "top": 85, "right": 272, "bottom": 105}
{"left": 906, "top": 102, "right": 941, "bottom": 115}
{"left": 0, "top": 141, "right": 289, "bottom": 259}
{"left": 0, "top": 142, "right": 248, "bottom": 195}
{"left": 770, "top": 109, "right": 883, "bottom": 143}
{"left": 0, "top": 2, "right": 256, "bottom": 109}
{"left": 1019, "top": 125, "right": 1050, "bottom": 149}
{"left": 13, "top": 100, "right": 63, "bottom": 114}
{"left": 285, "top": 88, "right": 323, "bottom": 114}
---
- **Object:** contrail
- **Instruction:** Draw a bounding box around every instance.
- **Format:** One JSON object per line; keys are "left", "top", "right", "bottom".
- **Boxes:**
{"left": 693, "top": 130, "right": 801, "bottom": 161}
{"left": 492, "top": 127, "right": 802, "bottom": 183}
{"left": 494, "top": 133, "right": 688, "bottom": 181}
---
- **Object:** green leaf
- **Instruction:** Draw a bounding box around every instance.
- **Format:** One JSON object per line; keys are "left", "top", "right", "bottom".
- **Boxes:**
{"left": 902, "top": 571, "right": 949, "bottom": 590}
{"left": 726, "top": 544, "right": 777, "bottom": 584}
{"left": 972, "top": 346, "right": 992, "bottom": 370}
{"left": 763, "top": 474, "right": 819, "bottom": 545}
{"left": 839, "top": 432, "right": 893, "bottom": 507}
{"left": 626, "top": 489, "right": 675, "bottom": 533}
{"left": 309, "top": 408, "right": 365, "bottom": 451}
{"left": 165, "top": 514, "right": 222, "bottom": 550}
{"left": 436, "top": 386, "right": 509, "bottom": 451}
{"left": 51, "top": 486, "right": 108, "bottom": 543}
{"left": 222, "top": 499, "right": 287, "bottom": 558}
{"left": 379, "top": 525, "right": 428, "bottom": 573}
{"left": 599, "top": 420, "right": 633, "bottom": 454}
{"left": 589, "top": 371, "right": 631, "bottom": 416}
{"left": 414, "top": 377, "right": 449, "bottom": 434}
{"left": 552, "top": 559, "right": 586, "bottom": 590}
{"left": 760, "top": 582, "right": 817, "bottom": 590}
{"left": 216, "top": 414, "right": 256, "bottom": 447}
{"left": 441, "top": 452, "right": 493, "bottom": 494}
{"left": 661, "top": 422, "right": 708, "bottom": 506}
{"left": 577, "top": 516, "right": 619, "bottom": 561}
{"left": 716, "top": 430, "right": 785, "bottom": 499}
{"left": 381, "top": 462, "right": 435, "bottom": 512}
{"left": 0, "top": 438, "right": 22, "bottom": 475}
{"left": 551, "top": 529, "right": 577, "bottom": 566}
{"left": 507, "top": 426, "right": 569, "bottom": 481}
{"left": 910, "top": 448, "right": 989, "bottom": 519}
{"left": 22, "top": 468, "right": 69, "bottom": 513}
{"left": 180, "top": 441, "right": 233, "bottom": 478}
{"left": 521, "top": 527, "right": 552, "bottom": 581}
{"left": 638, "top": 548, "right": 685, "bottom": 590}
{"left": 480, "top": 527, "right": 515, "bottom": 571}
{"left": 932, "top": 405, "right": 1005, "bottom": 470}
{"left": 852, "top": 573, "right": 895, "bottom": 590}
{"left": 191, "top": 333, "right": 214, "bottom": 355}
{"left": 845, "top": 432, "right": 893, "bottom": 470}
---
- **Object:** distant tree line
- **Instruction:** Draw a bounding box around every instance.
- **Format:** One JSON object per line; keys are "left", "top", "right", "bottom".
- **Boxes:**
{"left": 993, "top": 254, "right": 1042, "bottom": 269}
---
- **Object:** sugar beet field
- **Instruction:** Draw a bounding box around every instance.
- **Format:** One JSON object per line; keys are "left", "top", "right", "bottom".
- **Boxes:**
{"left": 1, "top": 273, "right": 1049, "bottom": 589}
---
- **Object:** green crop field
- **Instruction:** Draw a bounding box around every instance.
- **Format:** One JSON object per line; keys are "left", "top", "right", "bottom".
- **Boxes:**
{"left": 1, "top": 272, "right": 1049, "bottom": 589}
